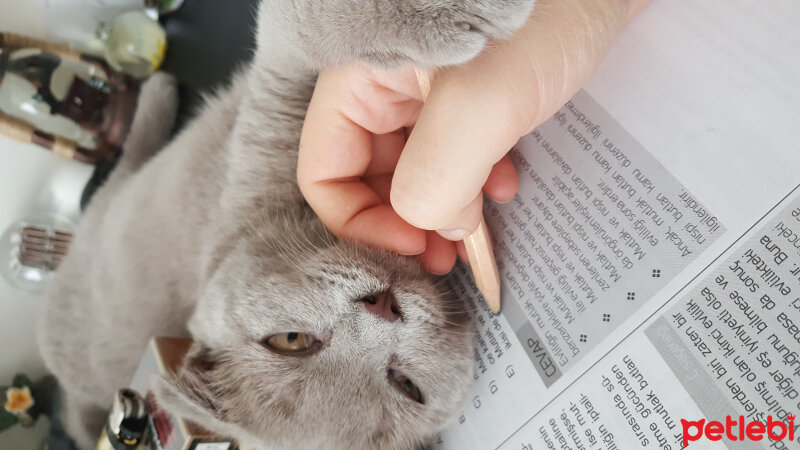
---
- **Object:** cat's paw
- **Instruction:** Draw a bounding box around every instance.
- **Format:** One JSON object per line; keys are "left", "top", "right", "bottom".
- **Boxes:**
{"left": 265, "top": 0, "right": 538, "bottom": 69}
{"left": 399, "top": 0, "right": 539, "bottom": 67}
{"left": 120, "top": 72, "right": 179, "bottom": 168}
{"left": 139, "top": 72, "right": 179, "bottom": 122}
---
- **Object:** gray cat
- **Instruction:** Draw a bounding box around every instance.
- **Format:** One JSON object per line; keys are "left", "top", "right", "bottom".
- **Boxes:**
{"left": 39, "top": 0, "right": 536, "bottom": 448}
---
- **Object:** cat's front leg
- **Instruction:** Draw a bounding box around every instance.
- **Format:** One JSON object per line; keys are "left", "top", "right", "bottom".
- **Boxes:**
{"left": 257, "top": 0, "right": 538, "bottom": 70}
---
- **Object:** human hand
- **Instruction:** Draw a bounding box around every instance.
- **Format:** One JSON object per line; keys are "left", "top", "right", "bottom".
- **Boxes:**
{"left": 297, "top": 0, "right": 649, "bottom": 274}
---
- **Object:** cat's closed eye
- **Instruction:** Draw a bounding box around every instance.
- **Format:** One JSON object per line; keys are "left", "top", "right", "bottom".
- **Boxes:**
{"left": 262, "top": 332, "right": 323, "bottom": 356}
{"left": 388, "top": 368, "right": 424, "bottom": 404}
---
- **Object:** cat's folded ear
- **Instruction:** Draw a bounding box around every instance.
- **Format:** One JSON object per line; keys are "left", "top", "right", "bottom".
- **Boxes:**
{"left": 151, "top": 343, "right": 232, "bottom": 434}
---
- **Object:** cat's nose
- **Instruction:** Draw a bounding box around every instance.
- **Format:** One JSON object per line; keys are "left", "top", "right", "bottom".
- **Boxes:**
{"left": 362, "top": 291, "right": 401, "bottom": 322}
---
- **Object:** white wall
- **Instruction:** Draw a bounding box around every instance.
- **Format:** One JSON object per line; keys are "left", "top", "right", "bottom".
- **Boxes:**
{"left": 0, "top": 136, "right": 92, "bottom": 449}
{"left": 2, "top": 6, "right": 57, "bottom": 449}
{"left": 0, "top": 133, "right": 90, "bottom": 378}
{"left": 0, "top": 1, "right": 48, "bottom": 38}
{"left": 0, "top": 0, "right": 92, "bottom": 377}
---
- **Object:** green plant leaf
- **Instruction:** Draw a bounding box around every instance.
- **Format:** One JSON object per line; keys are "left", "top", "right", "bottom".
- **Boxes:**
{"left": 12, "top": 374, "right": 31, "bottom": 389}
{"left": 0, "top": 410, "right": 19, "bottom": 432}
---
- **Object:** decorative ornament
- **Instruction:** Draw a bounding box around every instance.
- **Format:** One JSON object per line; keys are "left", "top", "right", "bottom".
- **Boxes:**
{"left": 95, "top": 11, "right": 168, "bottom": 79}
{"left": 4, "top": 386, "right": 35, "bottom": 413}
{"left": 0, "top": 374, "right": 49, "bottom": 432}
{"left": 0, "top": 214, "right": 76, "bottom": 293}
{"left": 0, "top": 32, "right": 140, "bottom": 165}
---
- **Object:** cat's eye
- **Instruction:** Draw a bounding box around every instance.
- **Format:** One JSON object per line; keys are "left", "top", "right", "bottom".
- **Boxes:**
{"left": 261, "top": 332, "right": 322, "bottom": 356}
{"left": 388, "top": 368, "right": 424, "bottom": 404}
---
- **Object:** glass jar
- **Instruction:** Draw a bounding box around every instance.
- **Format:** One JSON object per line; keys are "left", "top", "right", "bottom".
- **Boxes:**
{"left": 97, "top": 10, "right": 167, "bottom": 79}
{"left": 0, "top": 215, "right": 76, "bottom": 293}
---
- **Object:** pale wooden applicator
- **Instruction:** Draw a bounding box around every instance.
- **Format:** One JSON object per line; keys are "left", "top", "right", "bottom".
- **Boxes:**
{"left": 415, "top": 68, "right": 502, "bottom": 313}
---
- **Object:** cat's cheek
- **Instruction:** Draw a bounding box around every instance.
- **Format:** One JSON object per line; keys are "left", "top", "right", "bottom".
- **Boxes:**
{"left": 151, "top": 375, "right": 217, "bottom": 424}
{"left": 149, "top": 347, "right": 232, "bottom": 435}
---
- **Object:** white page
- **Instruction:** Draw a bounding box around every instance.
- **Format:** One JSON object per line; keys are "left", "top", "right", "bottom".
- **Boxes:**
{"left": 437, "top": 0, "right": 800, "bottom": 448}
{"left": 499, "top": 185, "right": 800, "bottom": 450}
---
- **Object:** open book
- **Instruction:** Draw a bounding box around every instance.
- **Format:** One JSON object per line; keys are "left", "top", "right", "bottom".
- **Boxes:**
{"left": 436, "top": 1, "right": 800, "bottom": 449}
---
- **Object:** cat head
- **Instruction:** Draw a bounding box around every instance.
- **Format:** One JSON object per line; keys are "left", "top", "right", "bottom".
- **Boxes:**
{"left": 155, "top": 220, "right": 475, "bottom": 449}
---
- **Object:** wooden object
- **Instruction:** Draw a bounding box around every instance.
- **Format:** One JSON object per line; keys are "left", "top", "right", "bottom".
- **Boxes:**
{"left": 414, "top": 68, "right": 502, "bottom": 313}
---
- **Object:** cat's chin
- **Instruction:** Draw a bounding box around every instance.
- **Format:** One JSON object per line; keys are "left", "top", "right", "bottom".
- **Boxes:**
{"left": 151, "top": 375, "right": 224, "bottom": 432}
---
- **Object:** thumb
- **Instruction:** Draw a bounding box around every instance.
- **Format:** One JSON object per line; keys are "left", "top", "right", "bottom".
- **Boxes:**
{"left": 390, "top": 0, "right": 647, "bottom": 236}
{"left": 390, "top": 68, "right": 522, "bottom": 237}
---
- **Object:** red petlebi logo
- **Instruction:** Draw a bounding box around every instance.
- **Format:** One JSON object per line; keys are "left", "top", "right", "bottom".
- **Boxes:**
{"left": 681, "top": 414, "right": 795, "bottom": 446}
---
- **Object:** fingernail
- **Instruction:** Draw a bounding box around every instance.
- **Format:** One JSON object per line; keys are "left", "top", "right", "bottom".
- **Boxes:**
{"left": 399, "top": 247, "right": 426, "bottom": 256}
{"left": 437, "top": 229, "right": 470, "bottom": 241}
{"left": 429, "top": 267, "right": 452, "bottom": 276}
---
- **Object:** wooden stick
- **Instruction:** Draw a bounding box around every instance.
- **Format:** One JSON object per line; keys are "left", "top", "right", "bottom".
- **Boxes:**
{"left": 414, "top": 68, "right": 502, "bottom": 313}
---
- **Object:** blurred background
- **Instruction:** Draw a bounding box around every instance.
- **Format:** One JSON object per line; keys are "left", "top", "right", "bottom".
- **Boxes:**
{"left": 0, "top": 1, "right": 256, "bottom": 447}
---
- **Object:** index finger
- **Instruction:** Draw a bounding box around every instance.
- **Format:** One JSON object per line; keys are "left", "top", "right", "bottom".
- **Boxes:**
{"left": 297, "top": 64, "right": 427, "bottom": 255}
